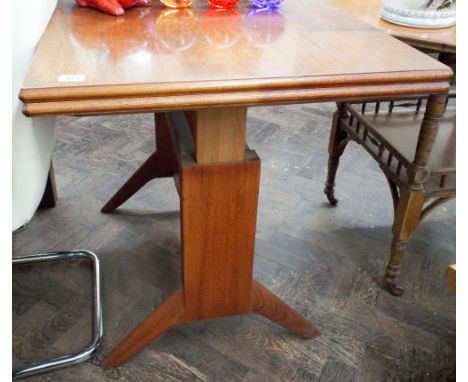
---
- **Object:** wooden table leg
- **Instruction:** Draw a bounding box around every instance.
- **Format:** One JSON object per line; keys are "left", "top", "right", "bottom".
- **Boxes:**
{"left": 102, "top": 108, "right": 319, "bottom": 368}
{"left": 101, "top": 113, "right": 178, "bottom": 213}
{"left": 101, "top": 289, "right": 186, "bottom": 369}
{"left": 251, "top": 281, "right": 320, "bottom": 339}
{"left": 39, "top": 161, "right": 57, "bottom": 208}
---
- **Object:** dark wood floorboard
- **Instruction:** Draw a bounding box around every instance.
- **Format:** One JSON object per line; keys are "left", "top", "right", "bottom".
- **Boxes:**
{"left": 13, "top": 103, "right": 455, "bottom": 381}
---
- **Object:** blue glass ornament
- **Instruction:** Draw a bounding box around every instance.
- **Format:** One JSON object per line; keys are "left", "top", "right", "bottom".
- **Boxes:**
{"left": 249, "top": 0, "right": 283, "bottom": 9}
{"left": 244, "top": 8, "right": 285, "bottom": 46}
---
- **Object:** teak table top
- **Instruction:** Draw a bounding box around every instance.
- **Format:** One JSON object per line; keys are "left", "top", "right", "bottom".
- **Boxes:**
{"left": 329, "top": 0, "right": 456, "bottom": 53}
{"left": 20, "top": 0, "right": 451, "bottom": 116}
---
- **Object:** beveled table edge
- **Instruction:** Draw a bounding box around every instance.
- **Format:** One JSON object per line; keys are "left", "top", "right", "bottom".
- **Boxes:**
{"left": 20, "top": 69, "right": 452, "bottom": 102}
{"left": 22, "top": 79, "right": 450, "bottom": 117}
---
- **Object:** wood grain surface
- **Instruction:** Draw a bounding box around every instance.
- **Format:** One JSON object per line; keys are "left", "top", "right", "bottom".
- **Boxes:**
{"left": 20, "top": 0, "right": 452, "bottom": 116}
{"left": 181, "top": 153, "right": 261, "bottom": 320}
{"left": 329, "top": 0, "right": 456, "bottom": 53}
{"left": 193, "top": 108, "right": 247, "bottom": 164}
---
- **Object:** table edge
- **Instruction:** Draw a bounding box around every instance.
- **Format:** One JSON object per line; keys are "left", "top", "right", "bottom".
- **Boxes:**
{"left": 20, "top": 70, "right": 452, "bottom": 103}
{"left": 22, "top": 79, "right": 450, "bottom": 117}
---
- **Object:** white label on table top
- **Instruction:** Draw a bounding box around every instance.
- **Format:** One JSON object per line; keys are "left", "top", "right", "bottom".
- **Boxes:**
{"left": 58, "top": 74, "right": 86, "bottom": 83}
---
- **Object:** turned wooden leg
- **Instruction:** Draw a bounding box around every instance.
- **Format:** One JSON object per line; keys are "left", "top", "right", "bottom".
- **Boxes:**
{"left": 39, "top": 162, "right": 57, "bottom": 208}
{"left": 384, "top": 187, "right": 425, "bottom": 296}
{"left": 384, "top": 94, "right": 447, "bottom": 296}
{"left": 385, "top": 239, "right": 408, "bottom": 297}
{"left": 101, "top": 113, "right": 178, "bottom": 213}
{"left": 324, "top": 104, "right": 349, "bottom": 206}
{"left": 102, "top": 289, "right": 185, "bottom": 368}
{"left": 251, "top": 281, "right": 320, "bottom": 339}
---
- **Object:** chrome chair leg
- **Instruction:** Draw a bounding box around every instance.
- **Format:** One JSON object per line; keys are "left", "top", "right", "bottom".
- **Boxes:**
{"left": 12, "top": 250, "right": 103, "bottom": 380}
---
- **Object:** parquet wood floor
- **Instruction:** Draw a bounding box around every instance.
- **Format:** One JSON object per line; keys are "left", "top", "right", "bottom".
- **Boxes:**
{"left": 13, "top": 103, "right": 455, "bottom": 381}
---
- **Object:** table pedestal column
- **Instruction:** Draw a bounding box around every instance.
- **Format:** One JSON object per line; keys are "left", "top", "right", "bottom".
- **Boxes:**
{"left": 102, "top": 108, "right": 319, "bottom": 369}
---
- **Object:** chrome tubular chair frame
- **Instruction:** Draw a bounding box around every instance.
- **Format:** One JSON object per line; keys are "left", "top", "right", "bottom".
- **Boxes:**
{"left": 12, "top": 250, "right": 103, "bottom": 380}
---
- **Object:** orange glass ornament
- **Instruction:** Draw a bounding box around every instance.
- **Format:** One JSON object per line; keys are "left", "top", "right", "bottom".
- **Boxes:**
{"left": 155, "top": 9, "right": 198, "bottom": 52}
{"left": 207, "top": 0, "right": 240, "bottom": 9}
{"left": 160, "top": 0, "right": 193, "bottom": 8}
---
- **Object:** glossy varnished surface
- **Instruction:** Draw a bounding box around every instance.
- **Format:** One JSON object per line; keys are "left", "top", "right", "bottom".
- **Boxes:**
{"left": 329, "top": 0, "right": 456, "bottom": 52}
{"left": 20, "top": 0, "right": 451, "bottom": 115}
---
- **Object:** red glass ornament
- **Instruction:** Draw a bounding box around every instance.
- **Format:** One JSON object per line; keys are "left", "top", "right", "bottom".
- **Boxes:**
{"left": 206, "top": 0, "right": 240, "bottom": 9}
{"left": 203, "top": 8, "right": 242, "bottom": 47}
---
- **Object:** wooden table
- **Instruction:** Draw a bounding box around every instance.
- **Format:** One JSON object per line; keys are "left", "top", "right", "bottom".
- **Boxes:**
{"left": 329, "top": 0, "right": 456, "bottom": 54}
{"left": 20, "top": 0, "right": 452, "bottom": 368}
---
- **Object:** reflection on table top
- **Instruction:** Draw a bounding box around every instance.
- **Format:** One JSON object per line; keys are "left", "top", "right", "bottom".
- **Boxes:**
{"left": 329, "top": 0, "right": 455, "bottom": 53}
{"left": 20, "top": 0, "right": 452, "bottom": 115}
